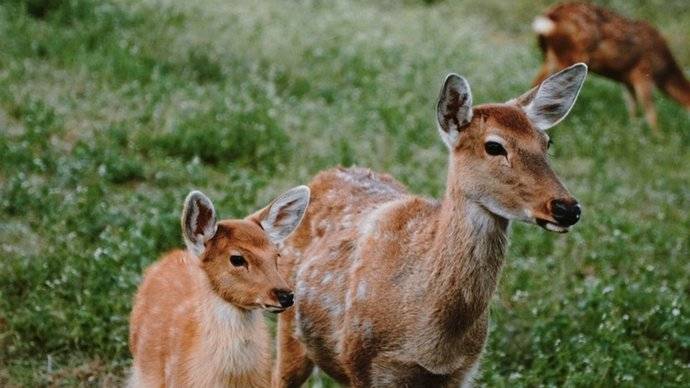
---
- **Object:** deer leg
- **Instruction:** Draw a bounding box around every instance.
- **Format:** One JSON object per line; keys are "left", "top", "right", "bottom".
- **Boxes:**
{"left": 533, "top": 62, "right": 552, "bottom": 86}
{"left": 532, "top": 50, "right": 561, "bottom": 86}
{"left": 272, "top": 310, "right": 314, "bottom": 388}
{"left": 622, "top": 84, "right": 637, "bottom": 118}
{"left": 631, "top": 75, "right": 658, "bottom": 133}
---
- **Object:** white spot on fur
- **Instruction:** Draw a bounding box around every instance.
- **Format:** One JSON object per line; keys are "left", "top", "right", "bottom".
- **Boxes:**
{"left": 321, "top": 294, "right": 343, "bottom": 318}
{"left": 361, "top": 319, "right": 374, "bottom": 340}
{"left": 358, "top": 200, "right": 401, "bottom": 240}
{"left": 335, "top": 169, "right": 403, "bottom": 197}
{"left": 356, "top": 281, "right": 367, "bottom": 300}
{"left": 344, "top": 292, "right": 353, "bottom": 312}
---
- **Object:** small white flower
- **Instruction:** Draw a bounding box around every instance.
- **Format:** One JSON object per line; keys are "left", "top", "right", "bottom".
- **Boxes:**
{"left": 671, "top": 308, "right": 680, "bottom": 317}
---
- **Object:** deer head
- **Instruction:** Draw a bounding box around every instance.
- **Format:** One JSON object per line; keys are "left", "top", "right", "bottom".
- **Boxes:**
{"left": 436, "top": 63, "right": 587, "bottom": 232}
{"left": 181, "top": 186, "right": 310, "bottom": 312}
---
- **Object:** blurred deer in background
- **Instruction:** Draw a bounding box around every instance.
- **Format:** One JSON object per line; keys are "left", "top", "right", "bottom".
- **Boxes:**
{"left": 272, "top": 64, "right": 587, "bottom": 387}
{"left": 129, "top": 187, "right": 309, "bottom": 387}
{"left": 533, "top": 2, "right": 690, "bottom": 132}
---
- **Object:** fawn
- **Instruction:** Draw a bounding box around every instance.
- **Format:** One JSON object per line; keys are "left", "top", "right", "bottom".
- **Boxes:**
{"left": 272, "top": 64, "right": 587, "bottom": 387}
{"left": 533, "top": 2, "right": 690, "bottom": 131}
{"left": 129, "top": 186, "right": 310, "bottom": 387}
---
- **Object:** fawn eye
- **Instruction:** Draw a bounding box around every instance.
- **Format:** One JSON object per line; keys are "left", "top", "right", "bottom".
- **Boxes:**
{"left": 229, "top": 255, "right": 247, "bottom": 267}
{"left": 484, "top": 141, "right": 507, "bottom": 156}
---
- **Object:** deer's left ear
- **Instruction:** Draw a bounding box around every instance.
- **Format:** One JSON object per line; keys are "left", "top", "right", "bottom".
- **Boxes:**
{"left": 436, "top": 73, "right": 473, "bottom": 148}
{"left": 512, "top": 63, "right": 587, "bottom": 130}
{"left": 248, "top": 186, "right": 310, "bottom": 244}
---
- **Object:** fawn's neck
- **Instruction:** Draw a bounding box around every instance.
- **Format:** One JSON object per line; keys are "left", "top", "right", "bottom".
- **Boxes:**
{"left": 199, "top": 289, "right": 261, "bottom": 337}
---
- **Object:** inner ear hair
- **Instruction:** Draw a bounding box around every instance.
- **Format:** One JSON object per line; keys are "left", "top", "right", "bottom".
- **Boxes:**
{"left": 437, "top": 74, "right": 473, "bottom": 133}
{"left": 513, "top": 63, "right": 587, "bottom": 130}
{"left": 260, "top": 185, "right": 310, "bottom": 244}
{"left": 181, "top": 191, "right": 217, "bottom": 256}
{"left": 436, "top": 73, "right": 474, "bottom": 148}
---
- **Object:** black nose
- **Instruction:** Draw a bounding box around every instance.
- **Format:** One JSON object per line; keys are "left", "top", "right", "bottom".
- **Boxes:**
{"left": 274, "top": 289, "right": 294, "bottom": 308}
{"left": 550, "top": 199, "right": 581, "bottom": 226}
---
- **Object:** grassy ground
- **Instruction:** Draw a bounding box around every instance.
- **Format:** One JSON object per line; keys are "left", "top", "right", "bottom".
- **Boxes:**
{"left": 0, "top": 0, "right": 688, "bottom": 386}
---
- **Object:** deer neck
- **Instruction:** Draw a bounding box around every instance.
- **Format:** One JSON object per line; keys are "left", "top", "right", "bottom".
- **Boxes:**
{"left": 422, "top": 167, "right": 509, "bottom": 334}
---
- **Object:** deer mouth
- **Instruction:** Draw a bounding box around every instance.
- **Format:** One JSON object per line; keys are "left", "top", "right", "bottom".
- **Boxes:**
{"left": 536, "top": 218, "right": 570, "bottom": 233}
{"left": 263, "top": 304, "right": 287, "bottom": 313}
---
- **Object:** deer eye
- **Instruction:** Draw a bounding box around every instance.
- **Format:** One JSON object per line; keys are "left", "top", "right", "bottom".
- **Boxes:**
{"left": 484, "top": 141, "right": 507, "bottom": 156}
{"left": 229, "top": 255, "right": 247, "bottom": 267}
{"left": 547, "top": 139, "right": 553, "bottom": 149}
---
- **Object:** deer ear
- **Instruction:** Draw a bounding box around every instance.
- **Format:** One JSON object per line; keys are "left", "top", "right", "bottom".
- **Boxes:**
{"left": 513, "top": 63, "right": 587, "bottom": 130}
{"left": 249, "top": 186, "right": 310, "bottom": 244}
{"left": 181, "top": 191, "right": 217, "bottom": 257}
{"left": 436, "top": 73, "right": 473, "bottom": 148}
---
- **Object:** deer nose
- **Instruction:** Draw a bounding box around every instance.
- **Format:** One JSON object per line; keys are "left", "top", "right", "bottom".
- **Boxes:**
{"left": 550, "top": 199, "right": 581, "bottom": 226}
{"left": 274, "top": 289, "right": 294, "bottom": 308}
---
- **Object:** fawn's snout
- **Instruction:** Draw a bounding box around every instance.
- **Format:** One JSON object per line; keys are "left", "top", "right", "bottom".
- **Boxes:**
{"left": 273, "top": 288, "right": 294, "bottom": 309}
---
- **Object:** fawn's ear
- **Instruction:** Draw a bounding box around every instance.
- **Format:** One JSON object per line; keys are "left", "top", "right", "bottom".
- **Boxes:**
{"left": 512, "top": 63, "right": 587, "bottom": 130}
{"left": 181, "top": 191, "right": 217, "bottom": 257}
{"left": 249, "top": 186, "right": 310, "bottom": 244}
{"left": 436, "top": 73, "right": 473, "bottom": 148}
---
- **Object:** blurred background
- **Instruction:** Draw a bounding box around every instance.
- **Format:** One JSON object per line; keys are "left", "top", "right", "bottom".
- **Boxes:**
{"left": 0, "top": 0, "right": 688, "bottom": 386}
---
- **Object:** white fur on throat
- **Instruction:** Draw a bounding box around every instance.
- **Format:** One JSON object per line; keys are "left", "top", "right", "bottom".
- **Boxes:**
{"left": 182, "top": 294, "right": 266, "bottom": 386}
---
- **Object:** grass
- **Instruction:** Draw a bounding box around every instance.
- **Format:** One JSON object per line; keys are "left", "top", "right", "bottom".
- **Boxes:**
{"left": 0, "top": 0, "right": 688, "bottom": 386}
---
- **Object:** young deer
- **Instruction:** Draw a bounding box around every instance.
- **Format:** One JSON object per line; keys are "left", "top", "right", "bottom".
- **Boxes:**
{"left": 272, "top": 64, "right": 587, "bottom": 387}
{"left": 533, "top": 2, "right": 690, "bottom": 131}
{"left": 129, "top": 187, "right": 310, "bottom": 387}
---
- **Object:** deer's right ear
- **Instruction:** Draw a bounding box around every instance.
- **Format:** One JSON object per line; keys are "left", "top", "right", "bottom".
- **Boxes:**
{"left": 436, "top": 73, "right": 473, "bottom": 148}
{"left": 181, "top": 191, "right": 217, "bottom": 257}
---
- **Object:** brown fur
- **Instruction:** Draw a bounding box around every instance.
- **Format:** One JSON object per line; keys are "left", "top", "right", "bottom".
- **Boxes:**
{"left": 533, "top": 2, "right": 690, "bottom": 131}
{"left": 129, "top": 217, "right": 290, "bottom": 387}
{"left": 273, "top": 100, "right": 578, "bottom": 387}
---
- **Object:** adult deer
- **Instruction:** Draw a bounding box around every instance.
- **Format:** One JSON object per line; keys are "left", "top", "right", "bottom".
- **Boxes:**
{"left": 533, "top": 2, "right": 690, "bottom": 131}
{"left": 273, "top": 64, "right": 587, "bottom": 387}
{"left": 129, "top": 187, "right": 309, "bottom": 387}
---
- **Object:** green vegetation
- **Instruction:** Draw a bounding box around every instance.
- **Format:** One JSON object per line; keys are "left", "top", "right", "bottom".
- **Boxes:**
{"left": 0, "top": 0, "right": 688, "bottom": 386}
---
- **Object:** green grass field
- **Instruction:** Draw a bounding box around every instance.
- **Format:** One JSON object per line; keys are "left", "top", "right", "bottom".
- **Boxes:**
{"left": 0, "top": 0, "right": 688, "bottom": 386}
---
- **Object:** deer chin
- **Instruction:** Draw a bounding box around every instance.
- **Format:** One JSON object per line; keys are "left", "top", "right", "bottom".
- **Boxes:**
{"left": 536, "top": 218, "right": 570, "bottom": 233}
